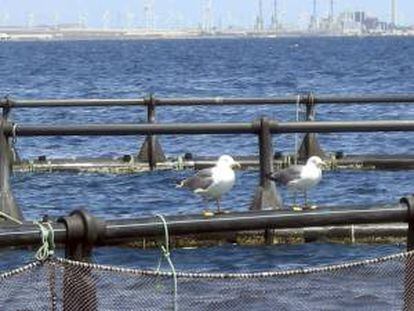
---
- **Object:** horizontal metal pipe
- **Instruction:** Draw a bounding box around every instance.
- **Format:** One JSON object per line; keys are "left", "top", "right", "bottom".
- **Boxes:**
{"left": 155, "top": 95, "right": 414, "bottom": 106}
{"left": 104, "top": 206, "right": 409, "bottom": 240}
{"left": 0, "top": 204, "right": 409, "bottom": 248}
{"left": 274, "top": 120, "right": 414, "bottom": 133}
{"left": 310, "top": 94, "right": 414, "bottom": 104}
{"left": 0, "top": 224, "right": 67, "bottom": 248}
{"left": 2, "top": 94, "right": 414, "bottom": 108}
{"left": 4, "top": 120, "right": 414, "bottom": 136}
{"left": 6, "top": 123, "right": 254, "bottom": 136}
{"left": 0, "top": 98, "right": 145, "bottom": 107}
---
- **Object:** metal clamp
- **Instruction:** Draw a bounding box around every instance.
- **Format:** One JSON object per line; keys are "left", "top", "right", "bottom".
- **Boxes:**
{"left": 401, "top": 195, "right": 414, "bottom": 222}
{"left": 58, "top": 210, "right": 105, "bottom": 260}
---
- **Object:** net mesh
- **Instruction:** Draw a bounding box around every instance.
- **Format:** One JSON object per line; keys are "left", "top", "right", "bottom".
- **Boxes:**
{"left": 1, "top": 250, "right": 414, "bottom": 311}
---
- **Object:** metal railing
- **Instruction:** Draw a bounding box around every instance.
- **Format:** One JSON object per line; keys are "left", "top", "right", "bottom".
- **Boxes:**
{"left": 4, "top": 120, "right": 414, "bottom": 136}
{"left": 1, "top": 117, "right": 414, "bottom": 223}
{"left": 3, "top": 93, "right": 414, "bottom": 169}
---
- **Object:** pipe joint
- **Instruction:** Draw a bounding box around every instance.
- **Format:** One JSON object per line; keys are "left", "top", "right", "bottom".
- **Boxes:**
{"left": 58, "top": 209, "right": 105, "bottom": 247}
{"left": 401, "top": 195, "right": 414, "bottom": 223}
{"left": 401, "top": 195, "right": 414, "bottom": 251}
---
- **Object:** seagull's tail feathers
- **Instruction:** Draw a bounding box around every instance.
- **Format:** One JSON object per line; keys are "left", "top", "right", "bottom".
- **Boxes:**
{"left": 176, "top": 180, "right": 185, "bottom": 188}
{"left": 194, "top": 188, "right": 207, "bottom": 194}
{"left": 267, "top": 172, "right": 281, "bottom": 182}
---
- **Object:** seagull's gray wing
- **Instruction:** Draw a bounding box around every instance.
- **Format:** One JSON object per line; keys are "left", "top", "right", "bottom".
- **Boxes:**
{"left": 269, "top": 165, "right": 303, "bottom": 185}
{"left": 179, "top": 168, "right": 215, "bottom": 191}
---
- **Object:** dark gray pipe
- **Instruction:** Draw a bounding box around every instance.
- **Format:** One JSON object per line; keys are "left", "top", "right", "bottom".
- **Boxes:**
{"left": 154, "top": 94, "right": 414, "bottom": 106}
{"left": 3, "top": 120, "right": 414, "bottom": 136}
{"left": 251, "top": 118, "right": 282, "bottom": 211}
{"left": 2, "top": 94, "right": 414, "bottom": 108}
{"left": 0, "top": 98, "right": 145, "bottom": 107}
{"left": 0, "top": 203, "right": 411, "bottom": 248}
{"left": 104, "top": 205, "right": 410, "bottom": 240}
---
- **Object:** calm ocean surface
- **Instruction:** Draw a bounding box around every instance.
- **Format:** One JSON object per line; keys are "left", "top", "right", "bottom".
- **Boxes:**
{"left": 0, "top": 37, "right": 413, "bottom": 274}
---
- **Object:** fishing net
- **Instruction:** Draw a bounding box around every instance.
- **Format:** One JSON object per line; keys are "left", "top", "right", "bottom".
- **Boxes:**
{"left": 1, "top": 250, "right": 414, "bottom": 311}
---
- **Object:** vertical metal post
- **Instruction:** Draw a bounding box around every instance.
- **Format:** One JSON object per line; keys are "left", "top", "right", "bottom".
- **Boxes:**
{"left": 252, "top": 117, "right": 283, "bottom": 244}
{"left": 259, "top": 117, "right": 273, "bottom": 189}
{"left": 304, "top": 97, "right": 313, "bottom": 157}
{"left": 251, "top": 117, "right": 283, "bottom": 213}
{"left": 137, "top": 95, "right": 166, "bottom": 169}
{"left": 403, "top": 196, "right": 414, "bottom": 309}
{"left": 0, "top": 117, "right": 23, "bottom": 222}
{"left": 147, "top": 95, "right": 156, "bottom": 170}
{"left": 298, "top": 93, "right": 325, "bottom": 160}
{"left": 261, "top": 117, "right": 273, "bottom": 245}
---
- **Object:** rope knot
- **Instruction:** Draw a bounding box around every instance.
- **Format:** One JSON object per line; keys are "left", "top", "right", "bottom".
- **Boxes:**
{"left": 34, "top": 221, "right": 55, "bottom": 261}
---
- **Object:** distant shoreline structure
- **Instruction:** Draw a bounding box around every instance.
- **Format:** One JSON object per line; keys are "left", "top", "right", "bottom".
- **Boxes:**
{"left": 1, "top": 27, "right": 413, "bottom": 42}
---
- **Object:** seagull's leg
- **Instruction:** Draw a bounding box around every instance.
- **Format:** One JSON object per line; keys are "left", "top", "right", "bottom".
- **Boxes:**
{"left": 202, "top": 198, "right": 214, "bottom": 217}
{"left": 293, "top": 191, "right": 297, "bottom": 206}
{"left": 291, "top": 190, "right": 303, "bottom": 211}
{"left": 216, "top": 198, "right": 221, "bottom": 214}
{"left": 304, "top": 190, "right": 308, "bottom": 207}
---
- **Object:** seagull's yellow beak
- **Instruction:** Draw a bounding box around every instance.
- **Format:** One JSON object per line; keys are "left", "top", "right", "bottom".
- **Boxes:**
{"left": 232, "top": 161, "right": 242, "bottom": 169}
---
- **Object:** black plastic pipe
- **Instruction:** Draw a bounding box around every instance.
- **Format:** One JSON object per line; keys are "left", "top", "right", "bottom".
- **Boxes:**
{"left": 3, "top": 120, "right": 414, "bottom": 136}
{"left": 0, "top": 98, "right": 145, "bottom": 107}
{"left": 104, "top": 206, "right": 409, "bottom": 240}
{"left": 2, "top": 94, "right": 414, "bottom": 108}
{"left": 0, "top": 204, "right": 410, "bottom": 248}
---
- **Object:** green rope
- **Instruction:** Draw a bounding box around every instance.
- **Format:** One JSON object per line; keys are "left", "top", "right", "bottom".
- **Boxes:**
{"left": 155, "top": 213, "right": 178, "bottom": 311}
{"left": 0, "top": 211, "right": 23, "bottom": 225}
{"left": 33, "top": 221, "right": 55, "bottom": 261}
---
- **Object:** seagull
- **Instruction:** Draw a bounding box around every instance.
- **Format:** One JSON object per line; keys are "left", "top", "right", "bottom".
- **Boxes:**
{"left": 268, "top": 156, "right": 326, "bottom": 209}
{"left": 177, "top": 155, "right": 241, "bottom": 214}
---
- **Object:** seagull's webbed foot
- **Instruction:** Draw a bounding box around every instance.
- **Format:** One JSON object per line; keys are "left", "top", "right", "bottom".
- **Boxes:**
{"left": 291, "top": 192, "right": 302, "bottom": 211}
{"left": 303, "top": 200, "right": 318, "bottom": 211}
{"left": 292, "top": 205, "right": 303, "bottom": 212}
{"left": 202, "top": 210, "right": 215, "bottom": 217}
{"left": 306, "top": 204, "right": 318, "bottom": 210}
{"left": 213, "top": 198, "right": 230, "bottom": 215}
{"left": 214, "top": 209, "right": 230, "bottom": 215}
{"left": 301, "top": 190, "right": 317, "bottom": 210}
{"left": 201, "top": 199, "right": 214, "bottom": 217}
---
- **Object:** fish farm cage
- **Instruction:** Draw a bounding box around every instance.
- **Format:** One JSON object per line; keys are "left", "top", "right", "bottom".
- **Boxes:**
{"left": 0, "top": 93, "right": 414, "bottom": 310}
{"left": 2, "top": 93, "right": 414, "bottom": 172}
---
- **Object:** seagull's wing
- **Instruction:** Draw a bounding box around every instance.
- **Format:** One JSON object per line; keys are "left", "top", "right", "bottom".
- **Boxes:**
{"left": 269, "top": 165, "right": 303, "bottom": 185}
{"left": 179, "top": 168, "right": 215, "bottom": 191}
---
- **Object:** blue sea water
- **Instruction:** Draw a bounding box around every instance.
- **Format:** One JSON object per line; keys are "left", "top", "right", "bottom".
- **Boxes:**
{"left": 0, "top": 37, "right": 413, "bottom": 273}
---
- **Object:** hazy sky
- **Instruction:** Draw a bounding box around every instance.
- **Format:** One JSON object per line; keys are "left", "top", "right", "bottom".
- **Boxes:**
{"left": 0, "top": 0, "right": 412, "bottom": 29}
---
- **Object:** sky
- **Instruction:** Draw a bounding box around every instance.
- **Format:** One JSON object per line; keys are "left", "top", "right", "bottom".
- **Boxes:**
{"left": 0, "top": 0, "right": 412, "bottom": 29}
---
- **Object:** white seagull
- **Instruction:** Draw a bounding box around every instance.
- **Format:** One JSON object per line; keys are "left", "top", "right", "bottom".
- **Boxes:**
{"left": 177, "top": 155, "right": 241, "bottom": 214}
{"left": 269, "top": 156, "right": 326, "bottom": 208}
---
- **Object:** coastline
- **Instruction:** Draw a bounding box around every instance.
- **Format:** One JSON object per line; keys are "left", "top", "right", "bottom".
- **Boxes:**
{"left": 1, "top": 27, "right": 413, "bottom": 42}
